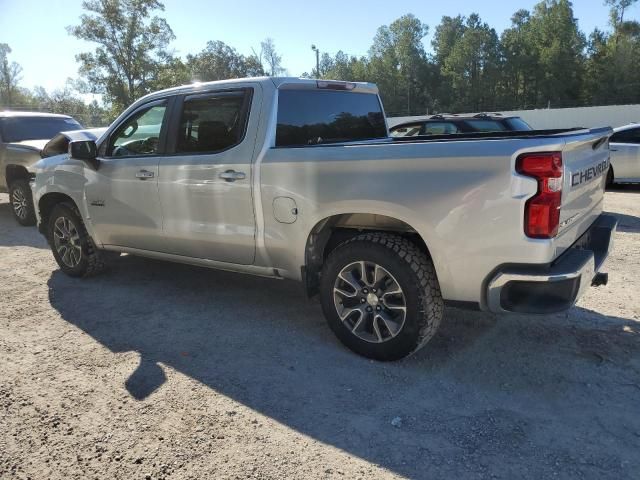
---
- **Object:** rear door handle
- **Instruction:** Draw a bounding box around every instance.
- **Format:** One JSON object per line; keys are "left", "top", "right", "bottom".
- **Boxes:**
{"left": 610, "top": 149, "right": 618, "bottom": 152}
{"left": 219, "top": 170, "right": 246, "bottom": 182}
{"left": 136, "top": 170, "right": 155, "bottom": 180}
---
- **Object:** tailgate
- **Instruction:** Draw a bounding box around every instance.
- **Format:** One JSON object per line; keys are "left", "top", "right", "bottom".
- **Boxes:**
{"left": 555, "top": 127, "right": 612, "bottom": 256}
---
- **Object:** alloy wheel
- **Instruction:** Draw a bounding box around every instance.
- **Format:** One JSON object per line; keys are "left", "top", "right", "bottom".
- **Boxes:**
{"left": 52, "top": 216, "right": 83, "bottom": 268}
{"left": 11, "top": 187, "right": 28, "bottom": 220}
{"left": 333, "top": 261, "right": 407, "bottom": 343}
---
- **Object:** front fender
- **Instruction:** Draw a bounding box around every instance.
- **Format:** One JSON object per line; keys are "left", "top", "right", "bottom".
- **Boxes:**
{"left": 32, "top": 157, "right": 96, "bottom": 241}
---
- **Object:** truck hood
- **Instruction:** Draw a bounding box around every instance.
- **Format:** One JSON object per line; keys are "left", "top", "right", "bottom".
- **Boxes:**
{"left": 41, "top": 128, "right": 107, "bottom": 158}
{"left": 5, "top": 139, "right": 50, "bottom": 152}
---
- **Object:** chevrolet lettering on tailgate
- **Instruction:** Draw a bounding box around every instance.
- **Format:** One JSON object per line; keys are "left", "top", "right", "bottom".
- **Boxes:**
{"left": 571, "top": 158, "right": 610, "bottom": 187}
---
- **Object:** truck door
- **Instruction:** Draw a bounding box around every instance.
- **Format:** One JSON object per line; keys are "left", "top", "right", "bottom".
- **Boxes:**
{"left": 86, "top": 99, "right": 169, "bottom": 251}
{"left": 157, "top": 86, "right": 260, "bottom": 264}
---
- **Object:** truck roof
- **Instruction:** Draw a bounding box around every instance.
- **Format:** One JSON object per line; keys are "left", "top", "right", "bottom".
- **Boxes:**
{"left": 0, "top": 111, "right": 75, "bottom": 119}
{"left": 136, "top": 77, "right": 379, "bottom": 105}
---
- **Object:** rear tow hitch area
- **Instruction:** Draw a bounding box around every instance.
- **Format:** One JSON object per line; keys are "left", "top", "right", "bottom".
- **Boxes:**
{"left": 592, "top": 272, "right": 608, "bottom": 287}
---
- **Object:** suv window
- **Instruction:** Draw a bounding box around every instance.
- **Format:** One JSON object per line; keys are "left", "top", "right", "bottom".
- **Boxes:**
{"left": 423, "top": 122, "right": 460, "bottom": 134}
{"left": 175, "top": 90, "right": 250, "bottom": 154}
{"left": 390, "top": 123, "right": 423, "bottom": 137}
{"left": 0, "top": 116, "right": 82, "bottom": 142}
{"left": 462, "top": 119, "right": 507, "bottom": 132}
{"left": 505, "top": 117, "right": 532, "bottom": 131}
{"left": 611, "top": 127, "right": 640, "bottom": 144}
{"left": 108, "top": 102, "right": 167, "bottom": 157}
{"left": 276, "top": 89, "right": 386, "bottom": 147}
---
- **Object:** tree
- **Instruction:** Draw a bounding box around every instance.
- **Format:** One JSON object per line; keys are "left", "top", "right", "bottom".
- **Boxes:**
{"left": 0, "top": 43, "right": 23, "bottom": 106}
{"left": 528, "top": 0, "right": 586, "bottom": 108}
{"left": 68, "top": 0, "right": 175, "bottom": 112}
{"left": 258, "top": 38, "right": 284, "bottom": 76}
{"left": 583, "top": 0, "right": 640, "bottom": 104}
{"left": 368, "top": 14, "right": 431, "bottom": 115}
{"left": 500, "top": 10, "right": 540, "bottom": 109}
{"left": 438, "top": 14, "right": 501, "bottom": 112}
{"left": 186, "top": 41, "right": 265, "bottom": 82}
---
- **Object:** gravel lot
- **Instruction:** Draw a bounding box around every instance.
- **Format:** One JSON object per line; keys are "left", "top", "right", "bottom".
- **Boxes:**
{"left": 1, "top": 188, "right": 639, "bottom": 480}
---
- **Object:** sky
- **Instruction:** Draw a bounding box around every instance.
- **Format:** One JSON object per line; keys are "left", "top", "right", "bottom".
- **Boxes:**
{"left": 1, "top": 0, "right": 639, "bottom": 97}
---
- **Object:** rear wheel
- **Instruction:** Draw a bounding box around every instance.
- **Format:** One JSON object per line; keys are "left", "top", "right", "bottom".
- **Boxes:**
{"left": 9, "top": 179, "right": 36, "bottom": 226}
{"left": 47, "top": 203, "right": 107, "bottom": 277}
{"left": 320, "top": 232, "right": 443, "bottom": 361}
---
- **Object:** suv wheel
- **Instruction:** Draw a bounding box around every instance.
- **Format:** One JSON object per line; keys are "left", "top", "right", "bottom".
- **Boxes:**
{"left": 47, "top": 202, "right": 106, "bottom": 277}
{"left": 9, "top": 179, "right": 36, "bottom": 226}
{"left": 320, "top": 232, "right": 443, "bottom": 361}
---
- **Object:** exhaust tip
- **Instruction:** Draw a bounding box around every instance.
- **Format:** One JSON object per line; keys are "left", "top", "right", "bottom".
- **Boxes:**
{"left": 592, "top": 272, "right": 608, "bottom": 287}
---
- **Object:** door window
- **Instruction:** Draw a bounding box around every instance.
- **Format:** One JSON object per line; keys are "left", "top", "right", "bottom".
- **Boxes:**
{"left": 175, "top": 90, "right": 250, "bottom": 154}
{"left": 107, "top": 103, "right": 167, "bottom": 157}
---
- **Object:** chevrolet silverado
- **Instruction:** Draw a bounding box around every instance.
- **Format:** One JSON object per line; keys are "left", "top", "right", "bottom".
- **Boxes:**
{"left": 31, "top": 77, "right": 617, "bottom": 360}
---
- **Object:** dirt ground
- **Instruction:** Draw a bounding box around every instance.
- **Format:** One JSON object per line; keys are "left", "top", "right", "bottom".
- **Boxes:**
{"left": 0, "top": 188, "right": 639, "bottom": 480}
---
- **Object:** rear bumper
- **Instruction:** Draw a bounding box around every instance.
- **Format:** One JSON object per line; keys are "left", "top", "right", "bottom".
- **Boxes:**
{"left": 486, "top": 214, "right": 617, "bottom": 314}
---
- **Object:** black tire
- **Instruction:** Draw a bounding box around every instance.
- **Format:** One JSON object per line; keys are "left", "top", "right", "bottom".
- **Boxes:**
{"left": 320, "top": 232, "right": 443, "bottom": 361}
{"left": 47, "top": 202, "right": 107, "bottom": 277}
{"left": 8, "top": 179, "right": 36, "bottom": 226}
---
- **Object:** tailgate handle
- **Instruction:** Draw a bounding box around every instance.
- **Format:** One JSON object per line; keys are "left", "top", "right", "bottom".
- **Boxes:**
{"left": 592, "top": 137, "right": 608, "bottom": 150}
{"left": 135, "top": 170, "right": 155, "bottom": 180}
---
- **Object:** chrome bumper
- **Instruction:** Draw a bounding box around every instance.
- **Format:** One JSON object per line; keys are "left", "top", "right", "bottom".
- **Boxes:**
{"left": 486, "top": 214, "right": 617, "bottom": 314}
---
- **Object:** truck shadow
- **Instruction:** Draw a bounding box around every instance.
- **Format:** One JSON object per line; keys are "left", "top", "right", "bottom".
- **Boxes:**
{"left": 0, "top": 199, "right": 49, "bottom": 249}
{"left": 607, "top": 184, "right": 640, "bottom": 194}
{"left": 607, "top": 211, "right": 640, "bottom": 233}
{"left": 46, "top": 254, "right": 640, "bottom": 478}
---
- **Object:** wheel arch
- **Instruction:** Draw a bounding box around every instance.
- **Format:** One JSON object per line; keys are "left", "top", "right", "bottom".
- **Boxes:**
{"left": 5, "top": 164, "right": 32, "bottom": 186}
{"left": 302, "top": 212, "right": 437, "bottom": 297}
{"left": 37, "top": 192, "right": 79, "bottom": 235}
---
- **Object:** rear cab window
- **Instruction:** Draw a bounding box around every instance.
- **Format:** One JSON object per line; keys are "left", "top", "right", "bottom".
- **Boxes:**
{"left": 276, "top": 89, "right": 387, "bottom": 147}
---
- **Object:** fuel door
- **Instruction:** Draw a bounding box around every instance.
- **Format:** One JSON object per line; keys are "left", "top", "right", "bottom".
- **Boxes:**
{"left": 273, "top": 196, "right": 298, "bottom": 224}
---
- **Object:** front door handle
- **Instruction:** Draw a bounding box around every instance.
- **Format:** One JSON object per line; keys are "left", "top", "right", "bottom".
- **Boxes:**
{"left": 136, "top": 170, "right": 155, "bottom": 180}
{"left": 219, "top": 170, "right": 246, "bottom": 182}
{"left": 610, "top": 149, "right": 618, "bottom": 152}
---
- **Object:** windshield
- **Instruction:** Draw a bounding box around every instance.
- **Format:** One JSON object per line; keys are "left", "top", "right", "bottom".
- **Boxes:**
{"left": 0, "top": 116, "right": 83, "bottom": 142}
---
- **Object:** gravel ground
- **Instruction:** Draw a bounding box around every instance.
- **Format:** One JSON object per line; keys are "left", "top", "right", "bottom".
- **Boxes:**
{"left": 0, "top": 188, "right": 639, "bottom": 480}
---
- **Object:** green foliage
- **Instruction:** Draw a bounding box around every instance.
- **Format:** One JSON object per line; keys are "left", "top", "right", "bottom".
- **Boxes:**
{"left": 3, "top": 0, "right": 640, "bottom": 124}
{"left": 67, "top": 0, "right": 175, "bottom": 112}
{"left": 186, "top": 41, "right": 265, "bottom": 82}
{"left": 0, "top": 43, "right": 23, "bottom": 106}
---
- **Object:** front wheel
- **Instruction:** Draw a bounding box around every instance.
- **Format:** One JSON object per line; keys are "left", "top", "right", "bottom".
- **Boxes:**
{"left": 9, "top": 179, "right": 36, "bottom": 226}
{"left": 47, "top": 203, "right": 107, "bottom": 277}
{"left": 320, "top": 232, "right": 443, "bottom": 361}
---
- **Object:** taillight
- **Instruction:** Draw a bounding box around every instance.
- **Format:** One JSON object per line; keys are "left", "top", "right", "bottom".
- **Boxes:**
{"left": 516, "top": 152, "right": 563, "bottom": 239}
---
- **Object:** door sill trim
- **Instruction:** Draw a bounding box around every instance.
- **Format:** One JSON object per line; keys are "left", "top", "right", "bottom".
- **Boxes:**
{"left": 102, "top": 245, "right": 281, "bottom": 279}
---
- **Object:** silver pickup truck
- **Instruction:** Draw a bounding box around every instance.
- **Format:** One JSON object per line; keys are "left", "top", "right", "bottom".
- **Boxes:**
{"left": 32, "top": 77, "right": 617, "bottom": 360}
{"left": 1, "top": 112, "right": 82, "bottom": 225}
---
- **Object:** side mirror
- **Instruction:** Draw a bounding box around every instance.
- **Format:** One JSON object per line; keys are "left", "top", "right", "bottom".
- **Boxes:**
{"left": 69, "top": 140, "right": 99, "bottom": 169}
